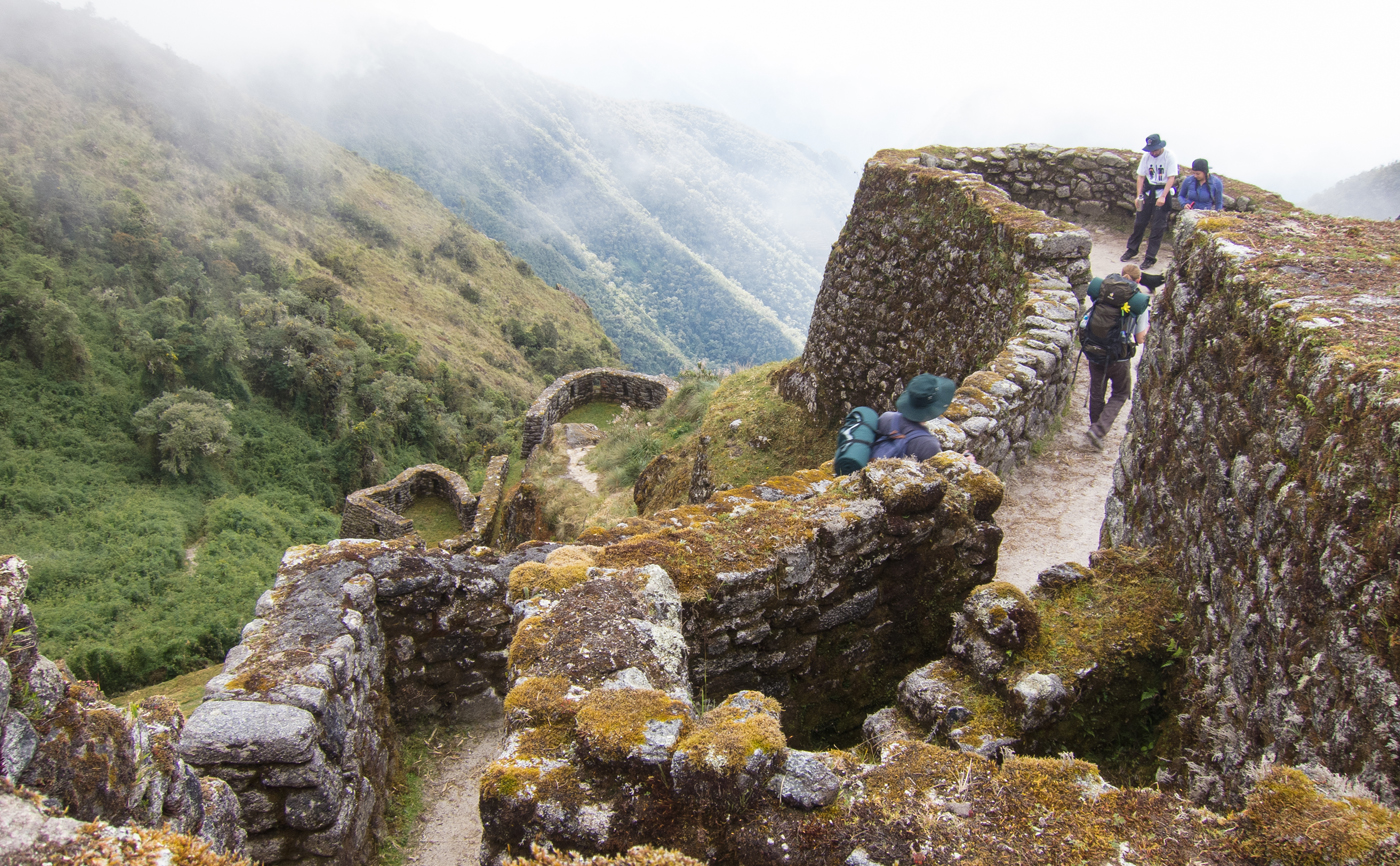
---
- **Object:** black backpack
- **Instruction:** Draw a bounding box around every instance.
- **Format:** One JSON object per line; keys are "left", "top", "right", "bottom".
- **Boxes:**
{"left": 1078, "top": 274, "right": 1139, "bottom": 363}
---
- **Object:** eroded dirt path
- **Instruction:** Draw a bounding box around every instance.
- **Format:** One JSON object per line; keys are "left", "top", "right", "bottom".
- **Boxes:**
{"left": 995, "top": 225, "right": 1170, "bottom": 592}
{"left": 402, "top": 696, "right": 506, "bottom": 866}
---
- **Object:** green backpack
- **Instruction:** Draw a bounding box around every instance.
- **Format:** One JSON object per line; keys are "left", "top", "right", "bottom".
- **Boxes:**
{"left": 833, "top": 406, "right": 879, "bottom": 476}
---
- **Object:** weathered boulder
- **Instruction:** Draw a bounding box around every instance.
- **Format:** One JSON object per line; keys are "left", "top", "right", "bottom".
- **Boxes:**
{"left": 180, "top": 701, "right": 318, "bottom": 765}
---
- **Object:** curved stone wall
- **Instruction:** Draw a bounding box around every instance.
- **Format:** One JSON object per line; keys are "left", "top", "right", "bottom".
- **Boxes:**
{"left": 777, "top": 154, "right": 1089, "bottom": 476}
{"left": 918, "top": 143, "right": 1259, "bottom": 222}
{"left": 1105, "top": 210, "right": 1400, "bottom": 807}
{"left": 521, "top": 368, "right": 677, "bottom": 459}
{"left": 339, "top": 463, "right": 476, "bottom": 543}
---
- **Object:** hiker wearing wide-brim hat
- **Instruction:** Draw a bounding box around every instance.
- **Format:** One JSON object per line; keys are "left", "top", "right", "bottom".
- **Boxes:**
{"left": 1121, "top": 133, "right": 1179, "bottom": 271}
{"left": 869, "top": 374, "right": 957, "bottom": 462}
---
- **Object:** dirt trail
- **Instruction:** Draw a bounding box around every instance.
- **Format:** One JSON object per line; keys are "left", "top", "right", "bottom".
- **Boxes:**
{"left": 401, "top": 695, "right": 506, "bottom": 866}
{"left": 994, "top": 224, "right": 1169, "bottom": 592}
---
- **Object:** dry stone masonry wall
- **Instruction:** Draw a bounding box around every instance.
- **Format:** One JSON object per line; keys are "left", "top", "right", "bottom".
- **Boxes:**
{"left": 179, "top": 537, "right": 537, "bottom": 864}
{"left": 0, "top": 556, "right": 247, "bottom": 857}
{"left": 778, "top": 153, "right": 1088, "bottom": 475}
{"left": 339, "top": 463, "right": 476, "bottom": 542}
{"left": 918, "top": 143, "right": 1257, "bottom": 222}
{"left": 1104, "top": 210, "right": 1400, "bottom": 807}
{"left": 522, "top": 368, "right": 677, "bottom": 459}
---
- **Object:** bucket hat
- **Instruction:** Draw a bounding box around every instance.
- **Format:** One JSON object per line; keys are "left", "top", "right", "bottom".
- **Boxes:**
{"left": 895, "top": 374, "right": 956, "bottom": 422}
{"left": 1143, "top": 133, "right": 1166, "bottom": 152}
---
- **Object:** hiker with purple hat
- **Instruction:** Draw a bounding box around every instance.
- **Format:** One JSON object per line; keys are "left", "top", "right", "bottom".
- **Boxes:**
{"left": 1179, "top": 158, "right": 1224, "bottom": 211}
{"left": 1121, "top": 133, "right": 1178, "bottom": 270}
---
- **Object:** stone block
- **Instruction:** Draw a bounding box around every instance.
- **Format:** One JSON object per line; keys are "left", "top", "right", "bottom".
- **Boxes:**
{"left": 181, "top": 701, "right": 318, "bottom": 766}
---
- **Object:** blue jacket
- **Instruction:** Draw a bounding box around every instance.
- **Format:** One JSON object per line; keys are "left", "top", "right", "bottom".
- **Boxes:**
{"left": 1179, "top": 174, "right": 1224, "bottom": 210}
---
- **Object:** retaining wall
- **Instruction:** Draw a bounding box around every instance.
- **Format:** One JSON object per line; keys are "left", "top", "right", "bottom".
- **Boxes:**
{"left": 1104, "top": 209, "right": 1400, "bottom": 807}
{"left": 777, "top": 153, "right": 1088, "bottom": 476}
{"left": 521, "top": 368, "right": 677, "bottom": 459}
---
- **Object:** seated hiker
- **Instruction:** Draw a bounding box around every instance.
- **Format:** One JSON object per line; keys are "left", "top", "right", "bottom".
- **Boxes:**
{"left": 871, "top": 373, "right": 956, "bottom": 461}
{"left": 1121, "top": 263, "right": 1165, "bottom": 292}
{"left": 1179, "top": 158, "right": 1224, "bottom": 211}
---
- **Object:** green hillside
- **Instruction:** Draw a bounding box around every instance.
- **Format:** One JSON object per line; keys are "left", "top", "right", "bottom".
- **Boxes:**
{"left": 0, "top": 1, "right": 616, "bottom": 694}
{"left": 247, "top": 29, "right": 854, "bottom": 373}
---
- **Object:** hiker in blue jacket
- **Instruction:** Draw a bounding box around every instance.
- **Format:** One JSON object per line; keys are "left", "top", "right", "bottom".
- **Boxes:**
{"left": 871, "top": 374, "right": 956, "bottom": 460}
{"left": 1179, "top": 158, "right": 1224, "bottom": 211}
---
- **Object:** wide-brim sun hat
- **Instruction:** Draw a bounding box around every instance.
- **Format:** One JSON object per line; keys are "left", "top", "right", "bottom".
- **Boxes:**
{"left": 1143, "top": 133, "right": 1166, "bottom": 152}
{"left": 895, "top": 373, "right": 957, "bottom": 422}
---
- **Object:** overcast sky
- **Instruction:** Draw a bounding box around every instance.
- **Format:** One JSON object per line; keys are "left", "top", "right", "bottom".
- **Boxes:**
{"left": 63, "top": 0, "right": 1397, "bottom": 204}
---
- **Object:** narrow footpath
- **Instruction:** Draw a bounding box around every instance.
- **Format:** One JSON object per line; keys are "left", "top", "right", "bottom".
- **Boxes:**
{"left": 994, "top": 224, "right": 1169, "bottom": 592}
{"left": 402, "top": 696, "right": 505, "bottom": 866}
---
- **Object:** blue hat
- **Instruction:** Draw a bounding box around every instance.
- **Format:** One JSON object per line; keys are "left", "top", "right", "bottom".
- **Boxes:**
{"left": 895, "top": 374, "right": 957, "bottom": 422}
{"left": 1143, "top": 133, "right": 1166, "bottom": 152}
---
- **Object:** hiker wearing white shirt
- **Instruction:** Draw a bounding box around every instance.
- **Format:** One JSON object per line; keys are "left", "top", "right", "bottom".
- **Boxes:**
{"left": 1121, "top": 133, "right": 1178, "bottom": 270}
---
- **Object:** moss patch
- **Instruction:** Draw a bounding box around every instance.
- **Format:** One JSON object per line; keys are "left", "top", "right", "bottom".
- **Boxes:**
{"left": 575, "top": 688, "right": 694, "bottom": 764}
{"left": 1234, "top": 767, "right": 1400, "bottom": 864}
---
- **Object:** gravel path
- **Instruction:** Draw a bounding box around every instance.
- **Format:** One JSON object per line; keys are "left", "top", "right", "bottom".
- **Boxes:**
{"left": 994, "top": 224, "right": 1170, "bottom": 592}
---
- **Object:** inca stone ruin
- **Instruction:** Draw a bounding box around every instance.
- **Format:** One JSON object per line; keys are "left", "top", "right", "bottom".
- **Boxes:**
{"left": 4, "top": 146, "right": 1399, "bottom": 865}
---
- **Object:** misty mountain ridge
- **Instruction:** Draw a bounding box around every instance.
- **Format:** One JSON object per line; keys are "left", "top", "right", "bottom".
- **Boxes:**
{"left": 1307, "top": 159, "right": 1400, "bottom": 221}
{"left": 241, "top": 26, "right": 856, "bottom": 373}
{"left": 0, "top": 0, "right": 615, "bottom": 692}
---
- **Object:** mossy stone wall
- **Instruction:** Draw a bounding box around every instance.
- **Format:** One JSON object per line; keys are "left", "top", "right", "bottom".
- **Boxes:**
{"left": 778, "top": 154, "right": 1089, "bottom": 475}
{"left": 1104, "top": 210, "right": 1400, "bottom": 807}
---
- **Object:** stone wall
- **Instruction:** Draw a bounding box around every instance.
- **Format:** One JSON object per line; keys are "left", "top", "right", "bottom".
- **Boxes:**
{"left": 777, "top": 153, "right": 1088, "bottom": 476}
{"left": 177, "top": 537, "right": 533, "bottom": 864}
{"left": 1103, "top": 210, "right": 1400, "bottom": 807}
{"left": 339, "top": 463, "right": 476, "bottom": 542}
{"left": 521, "top": 368, "right": 677, "bottom": 459}
{"left": 917, "top": 144, "right": 1259, "bottom": 222}
{"left": 0, "top": 556, "right": 246, "bottom": 856}
{"left": 466, "top": 454, "right": 511, "bottom": 547}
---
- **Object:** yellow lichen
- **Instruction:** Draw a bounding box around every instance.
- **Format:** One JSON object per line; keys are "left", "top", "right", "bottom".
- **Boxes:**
{"left": 673, "top": 693, "right": 785, "bottom": 772}
{"left": 503, "top": 676, "right": 577, "bottom": 727}
{"left": 507, "top": 617, "right": 551, "bottom": 673}
{"left": 508, "top": 562, "right": 592, "bottom": 600}
{"left": 574, "top": 688, "right": 694, "bottom": 764}
{"left": 480, "top": 761, "right": 541, "bottom": 801}
{"left": 506, "top": 842, "right": 707, "bottom": 866}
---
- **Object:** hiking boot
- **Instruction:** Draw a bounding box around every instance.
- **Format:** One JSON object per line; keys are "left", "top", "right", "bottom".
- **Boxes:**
{"left": 1085, "top": 428, "right": 1104, "bottom": 451}
{"left": 1141, "top": 257, "right": 1157, "bottom": 269}
{"left": 1120, "top": 250, "right": 1137, "bottom": 262}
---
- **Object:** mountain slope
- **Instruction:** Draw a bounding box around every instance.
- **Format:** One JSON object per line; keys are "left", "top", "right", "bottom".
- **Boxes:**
{"left": 0, "top": 0, "right": 614, "bottom": 693}
{"left": 1308, "top": 160, "right": 1400, "bottom": 220}
{"left": 246, "top": 29, "right": 854, "bottom": 373}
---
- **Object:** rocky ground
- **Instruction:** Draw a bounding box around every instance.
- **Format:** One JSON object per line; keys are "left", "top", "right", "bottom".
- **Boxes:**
{"left": 992, "top": 224, "right": 1171, "bottom": 592}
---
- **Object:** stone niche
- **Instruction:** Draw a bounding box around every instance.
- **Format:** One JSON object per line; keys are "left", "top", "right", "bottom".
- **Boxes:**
{"left": 777, "top": 153, "right": 1089, "bottom": 476}
{"left": 521, "top": 368, "right": 678, "bottom": 459}
{"left": 1105, "top": 209, "right": 1400, "bottom": 808}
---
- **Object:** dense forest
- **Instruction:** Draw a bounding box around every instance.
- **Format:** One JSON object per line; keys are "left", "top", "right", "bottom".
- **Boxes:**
{"left": 0, "top": 1, "right": 616, "bottom": 694}
{"left": 246, "top": 29, "right": 855, "bottom": 373}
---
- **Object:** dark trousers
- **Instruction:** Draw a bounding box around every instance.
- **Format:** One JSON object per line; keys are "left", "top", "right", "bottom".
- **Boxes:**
{"left": 1126, "top": 189, "right": 1172, "bottom": 260}
{"left": 1088, "top": 359, "right": 1131, "bottom": 436}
